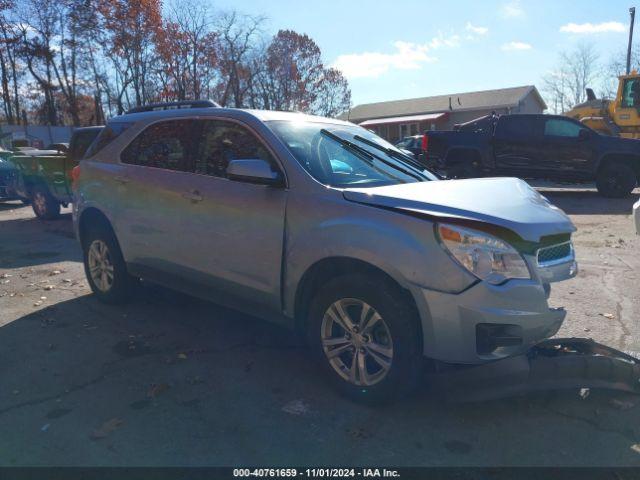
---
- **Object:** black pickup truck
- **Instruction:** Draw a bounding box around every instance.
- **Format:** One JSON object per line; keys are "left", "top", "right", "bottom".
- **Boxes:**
{"left": 423, "top": 113, "right": 640, "bottom": 197}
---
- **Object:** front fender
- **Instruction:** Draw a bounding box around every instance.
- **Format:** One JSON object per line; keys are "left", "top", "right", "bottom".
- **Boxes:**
{"left": 283, "top": 191, "right": 477, "bottom": 316}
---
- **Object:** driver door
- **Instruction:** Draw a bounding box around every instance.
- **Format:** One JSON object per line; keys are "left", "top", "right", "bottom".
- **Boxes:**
{"left": 178, "top": 119, "right": 288, "bottom": 312}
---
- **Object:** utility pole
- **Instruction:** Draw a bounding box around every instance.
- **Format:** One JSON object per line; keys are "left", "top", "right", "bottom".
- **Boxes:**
{"left": 627, "top": 7, "right": 636, "bottom": 74}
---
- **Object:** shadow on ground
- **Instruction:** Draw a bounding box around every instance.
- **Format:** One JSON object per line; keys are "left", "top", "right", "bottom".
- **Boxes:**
{"left": 0, "top": 213, "right": 78, "bottom": 269}
{"left": 1, "top": 284, "right": 640, "bottom": 467}
{"left": 542, "top": 191, "right": 639, "bottom": 216}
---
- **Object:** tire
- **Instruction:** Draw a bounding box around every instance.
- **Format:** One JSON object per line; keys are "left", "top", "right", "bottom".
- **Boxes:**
{"left": 307, "top": 273, "right": 422, "bottom": 404}
{"left": 596, "top": 162, "right": 637, "bottom": 198}
{"left": 82, "top": 223, "right": 138, "bottom": 304}
{"left": 31, "top": 186, "right": 60, "bottom": 219}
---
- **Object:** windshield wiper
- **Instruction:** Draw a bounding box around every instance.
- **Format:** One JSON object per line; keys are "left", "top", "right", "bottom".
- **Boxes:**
{"left": 353, "top": 134, "right": 426, "bottom": 171}
{"left": 320, "top": 129, "right": 424, "bottom": 181}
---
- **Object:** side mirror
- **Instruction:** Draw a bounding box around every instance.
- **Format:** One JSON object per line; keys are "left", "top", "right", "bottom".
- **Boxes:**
{"left": 578, "top": 129, "right": 591, "bottom": 141}
{"left": 226, "top": 159, "right": 283, "bottom": 186}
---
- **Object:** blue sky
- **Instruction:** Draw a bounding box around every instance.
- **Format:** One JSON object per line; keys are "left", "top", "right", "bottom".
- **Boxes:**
{"left": 212, "top": 0, "right": 635, "bottom": 107}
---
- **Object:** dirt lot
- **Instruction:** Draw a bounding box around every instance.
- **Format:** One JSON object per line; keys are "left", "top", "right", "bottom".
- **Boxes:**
{"left": 0, "top": 187, "right": 639, "bottom": 467}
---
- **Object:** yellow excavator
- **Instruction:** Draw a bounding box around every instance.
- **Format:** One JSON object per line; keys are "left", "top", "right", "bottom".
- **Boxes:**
{"left": 564, "top": 7, "right": 640, "bottom": 139}
{"left": 564, "top": 71, "right": 640, "bottom": 139}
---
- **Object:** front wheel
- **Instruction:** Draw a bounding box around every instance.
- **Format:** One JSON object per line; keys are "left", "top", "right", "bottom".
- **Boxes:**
{"left": 31, "top": 186, "right": 60, "bottom": 219}
{"left": 596, "top": 162, "right": 637, "bottom": 198}
{"left": 83, "top": 224, "right": 138, "bottom": 304}
{"left": 307, "top": 274, "right": 422, "bottom": 404}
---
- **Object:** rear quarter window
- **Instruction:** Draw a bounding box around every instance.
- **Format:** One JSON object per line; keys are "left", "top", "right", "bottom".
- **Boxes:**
{"left": 85, "top": 122, "right": 133, "bottom": 158}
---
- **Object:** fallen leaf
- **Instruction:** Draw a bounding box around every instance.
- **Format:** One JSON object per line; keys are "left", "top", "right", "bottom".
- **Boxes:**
{"left": 44, "top": 285, "right": 54, "bottom": 291}
{"left": 177, "top": 353, "right": 188, "bottom": 360}
{"left": 40, "top": 296, "right": 47, "bottom": 300}
{"left": 41, "top": 423, "right": 50, "bottom": 432}
{"left": 282, "top": 399, "right": 309, "bottom": 416}
{"left": 49, "top": 270, "right": 62, "bottom": 276}
{"left": 90, "top": 418, "right": 124, "bottom": 440}
{"left": 63, "top": 279, "right": 72, "bottom": 283}
{"left": 631, "top": 444, "right": 640, "bottom": 454}
{"left": 147, "top": 383, "right": 169, "bottom": 398}
{"left": 600, "top": 313, "right": 614, "bottom": 319}
{"left": 579, "top": 388, "right": 590, "bottom": 400}
{"left": 33, "top": 301, "right": 42, "bottom": 307}
{"left": 610, "top": 398, "right": 635, "bottom": 411}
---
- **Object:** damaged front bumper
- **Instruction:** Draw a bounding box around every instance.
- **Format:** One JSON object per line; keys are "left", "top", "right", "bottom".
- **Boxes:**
{"left": 417, "top": 279, "right": 566, "bottom": 364}
{"left": 428, "top": 338, "right": 640, "bottom": 402}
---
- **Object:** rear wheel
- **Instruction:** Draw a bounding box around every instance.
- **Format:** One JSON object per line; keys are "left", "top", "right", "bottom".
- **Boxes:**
{"left": 307, "top": 274, "right": 422, "bottom": 404}
{"left": 83, "top": 223, "right": 138, "bottom": 304}
{"left": 596, "top": 162, "right": 637, "bottom": 198}
{"left": 31, "top": 186, "right": 60, "bottom": 219}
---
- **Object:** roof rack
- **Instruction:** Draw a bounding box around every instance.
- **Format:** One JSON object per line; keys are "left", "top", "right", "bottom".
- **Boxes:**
{"left": 125, "top": 100, "right": 221, "bottom": 114}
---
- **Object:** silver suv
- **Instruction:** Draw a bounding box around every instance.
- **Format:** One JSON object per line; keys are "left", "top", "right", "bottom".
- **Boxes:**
{"left": 73, "top": 101, "right": 578, "bottom": 403}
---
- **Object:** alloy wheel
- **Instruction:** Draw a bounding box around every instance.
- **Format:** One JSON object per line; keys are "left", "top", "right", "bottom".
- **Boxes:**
{"left": 87, "top": 240, "right": 114, "bottom": 292}
{"left": 320, "top": 298, "right": 393, "bottom": 387}
{"left": 33, "top": 192, "right": 46, "bottom": 215}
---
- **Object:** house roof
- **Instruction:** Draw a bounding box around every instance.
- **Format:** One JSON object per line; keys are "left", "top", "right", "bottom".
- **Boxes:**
{"left": 359, "top": 112, "right": 446, "bottom": 126}
{"left": 342, "top": 85, "right": 547, "bottom": 122}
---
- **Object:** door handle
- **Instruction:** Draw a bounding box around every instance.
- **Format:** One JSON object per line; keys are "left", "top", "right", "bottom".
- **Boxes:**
{"left": 115, "top": 176, "right": 131, "bottom": 184}
{"left": 182, "top": 190, "right": 203, "bottom": 203}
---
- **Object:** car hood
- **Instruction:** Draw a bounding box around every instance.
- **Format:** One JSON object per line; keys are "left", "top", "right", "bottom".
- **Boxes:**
{"left": 342, "top": 177, "right": 576, "bottom": 243}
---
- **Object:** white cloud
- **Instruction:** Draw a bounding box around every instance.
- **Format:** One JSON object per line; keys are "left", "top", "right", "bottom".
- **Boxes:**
{"left": 559, "top": 21, "right": 625, "bottom": 34}
{"left": 333, "top": 32, "right": 466, "bottom": 79}
{"left": 501, "top": 41, "right": 532, "bottom": 51}
{"left": 466, "top": 22, "right": 488, "bottom": 35}
{"left": 332, "top": 41, "right": 437, "bottom": 79}
{"left": 501, "top": 1, "right": 524, "bottom": 18}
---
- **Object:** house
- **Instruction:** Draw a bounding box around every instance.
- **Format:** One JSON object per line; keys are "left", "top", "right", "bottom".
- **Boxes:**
{"left": 342, "top": 85, "right": 547, "bottom": 142}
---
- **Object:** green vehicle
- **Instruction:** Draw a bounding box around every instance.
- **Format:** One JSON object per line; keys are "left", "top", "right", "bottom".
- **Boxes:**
{"left": 11, "top": 126, "right": 103, "bottom": 219}
{"left": 0, "top": 148, "right": 24, "bottom": 202}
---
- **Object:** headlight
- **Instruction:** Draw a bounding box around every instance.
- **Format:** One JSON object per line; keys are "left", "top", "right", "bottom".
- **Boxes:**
{"left": 437, "top": 223, "right": 530, "bottom": 285}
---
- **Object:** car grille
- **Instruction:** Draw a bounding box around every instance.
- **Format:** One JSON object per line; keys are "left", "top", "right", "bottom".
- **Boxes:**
{"left": 537, "top": 241, "right": 573, "bottom": 266}
{"left": 0, "top": 169, "right": 12, "bottom": 187}
{"left": 0, "top": 169, "right": 17, "bottom": 198}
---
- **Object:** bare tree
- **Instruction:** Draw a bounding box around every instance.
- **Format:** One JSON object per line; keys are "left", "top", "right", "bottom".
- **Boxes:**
{"left": 214, "top": 11, "right": 264, "bottom": 108}
{"left": 602, "top": 43, "right": 640, "bottom": 98}
{"left": 0, "top": 0, "right": 21, "bottom": 123}
{"left": 543, "top": 43, "right": 599, "bottom": 113}
{"left": 17, "top": 0, "right": 60, "bottom": 125}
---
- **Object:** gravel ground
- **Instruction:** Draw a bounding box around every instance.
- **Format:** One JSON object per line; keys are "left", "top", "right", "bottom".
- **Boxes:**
{"left": 0, "top": 186, "right": 639, "bottom": 468}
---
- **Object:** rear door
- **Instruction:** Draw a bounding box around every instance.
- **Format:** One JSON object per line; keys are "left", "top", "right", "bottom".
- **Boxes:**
{"left": 114, "top": 119, "right": 200, "bottom": 270}
{"left": 538, "top": 117, "right": 595, "bottom": 178}
{"left": 492, "top": 115, "right": 542, "bottom": 177}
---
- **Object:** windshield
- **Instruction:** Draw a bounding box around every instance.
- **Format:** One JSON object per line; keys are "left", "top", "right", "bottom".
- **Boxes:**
{"left": 268, "top": 120, "right": 436, "bottom": 188}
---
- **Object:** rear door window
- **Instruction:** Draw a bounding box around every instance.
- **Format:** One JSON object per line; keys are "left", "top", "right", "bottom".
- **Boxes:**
{"left": 495, "top": 116, "right": 538, "bottom": 139}
{"left": 194, "top": 120, "right": 275, "bottom": 178}
{"left": 121, "top": 120, "right": 197, "bottom": 172}
{"left": 543, "top": 118, "right": 582, "bottom": 138}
